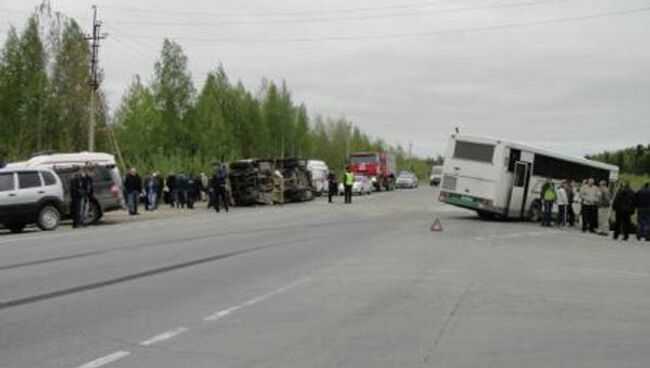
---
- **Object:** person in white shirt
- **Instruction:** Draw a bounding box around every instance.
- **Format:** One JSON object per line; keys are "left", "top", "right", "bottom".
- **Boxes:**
{"left": 556, "top": 182, "right": 569, "bottom": 227}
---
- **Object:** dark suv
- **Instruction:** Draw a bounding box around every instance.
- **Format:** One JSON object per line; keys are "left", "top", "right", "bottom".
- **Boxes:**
{"left": 54, "top": 165, "right": 123, "bottom": 224}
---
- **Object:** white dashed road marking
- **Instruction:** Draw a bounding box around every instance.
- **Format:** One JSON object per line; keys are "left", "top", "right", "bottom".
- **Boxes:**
{"left": 75, "top": 351, "right": 131, "bottom": 368}
{"left": 74, "top": 276, "right": 312, "bottom": 368}
{"left": 204, "top": 277, "right": 312, "bottom": 322}
{"left": 139, "top": 326, "right": 189, "bottom": 346}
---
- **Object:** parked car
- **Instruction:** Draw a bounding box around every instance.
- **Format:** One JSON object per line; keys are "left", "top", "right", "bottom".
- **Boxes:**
{"left": 338, "top": 175, "right": 373, "bottom": 196}
{"left": 396, "top": 171, "right": 419, "bottom": 189}
{"left": 429, "top": 165, "right": 443, "bottom": 186}
{"left": 0, "top": 167, "right": 65, "bottom": 233}
{"left": 54, "top": 165, "right": 123, "bottom": 224}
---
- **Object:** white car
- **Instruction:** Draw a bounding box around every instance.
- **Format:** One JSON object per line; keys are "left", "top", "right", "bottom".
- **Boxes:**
{"left": 338, "top": 175, "right": 373, "bottom": 196}
{"left": 396, "top": 171, "right": 419, "bottom": 189}
{"left": 0, "top": 167, "right": 65, "bottom": 233}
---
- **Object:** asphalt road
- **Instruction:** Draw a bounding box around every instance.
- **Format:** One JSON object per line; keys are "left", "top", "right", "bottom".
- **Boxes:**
{"left": 1, "top": 188, "right": 649, "bottom": 368}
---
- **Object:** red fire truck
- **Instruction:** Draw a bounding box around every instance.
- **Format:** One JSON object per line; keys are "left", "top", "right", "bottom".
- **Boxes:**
{"left": 348, "top": 151, "right": 396, "bottom": 191}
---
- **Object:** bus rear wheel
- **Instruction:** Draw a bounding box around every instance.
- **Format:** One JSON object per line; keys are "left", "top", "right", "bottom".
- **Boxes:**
{"left": 528, "top": 202, "right": 541, "bottom": 223}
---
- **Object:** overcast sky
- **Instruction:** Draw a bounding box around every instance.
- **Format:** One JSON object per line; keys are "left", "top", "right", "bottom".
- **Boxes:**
{"left": 1, "top": 0, "right": 649, "bottom": 158}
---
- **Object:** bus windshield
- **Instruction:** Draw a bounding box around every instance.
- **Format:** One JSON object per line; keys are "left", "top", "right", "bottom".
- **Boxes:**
{"left": 453, "top": 141, "right": 494, "bottom": 163}
{"left": 350, "top": 154, "right": 377, "bottom": 164}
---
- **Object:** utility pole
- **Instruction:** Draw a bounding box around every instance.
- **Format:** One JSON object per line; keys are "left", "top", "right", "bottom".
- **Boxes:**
{"left": 85, "top": 5, "right": 106, "bottom": 152}
{"left": 408, "top": 142, "right": 413, "bottom": 170}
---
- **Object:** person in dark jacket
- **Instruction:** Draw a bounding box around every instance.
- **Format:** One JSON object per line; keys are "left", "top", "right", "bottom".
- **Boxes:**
{"left": 612, "top": 181, "right": 635, "bottom": 241}
{"left": 327, "top": 172, "right": 337, "bottom": 203}
{"left": 635, "top": 182, "right": 650, "bottom": 241}
{"left": 124, "top": 167, "right": 143, "bottom": 215}
{"left": 166, "top": 174, "right": 177, "bottom": 207}
{"left": 211, "top": 163, "right": 229, "bottom": 213}
{"left": 69, "top": 168, "right": 85, "bottom": 228}
{"left": 175, "top": 174, "right": 187, "bottom": 208}
{"left": 81, "top": 167, "right": 94, "bottom": 222}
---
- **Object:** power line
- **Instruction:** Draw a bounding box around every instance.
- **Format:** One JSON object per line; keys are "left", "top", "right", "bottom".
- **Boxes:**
{"left": 102, "top": 0, "right": 474, "bottom": 19}
{"left": 110, "top": 0, "right": 562, "bottom": 27}
{"left": 111, "top": 6, "right": 650, "bottom": 44}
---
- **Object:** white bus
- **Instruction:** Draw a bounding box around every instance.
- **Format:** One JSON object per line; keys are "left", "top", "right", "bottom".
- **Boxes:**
{"left": 438, "top": 134, "right": 619, "bottom": 220}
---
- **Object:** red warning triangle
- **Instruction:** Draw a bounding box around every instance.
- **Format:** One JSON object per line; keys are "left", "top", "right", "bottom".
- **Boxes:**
{"left": 430, "top": 218, "right": 443, "bottom": 232}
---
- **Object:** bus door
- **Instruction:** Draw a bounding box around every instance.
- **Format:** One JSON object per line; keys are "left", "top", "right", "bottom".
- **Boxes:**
{"left": 508, "top": 157, "right": 532, "bottom": 218}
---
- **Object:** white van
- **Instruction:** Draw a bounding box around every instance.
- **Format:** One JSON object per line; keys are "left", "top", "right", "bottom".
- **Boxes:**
{"left": 306, "top": 160, "right": 329, "bottom": 196}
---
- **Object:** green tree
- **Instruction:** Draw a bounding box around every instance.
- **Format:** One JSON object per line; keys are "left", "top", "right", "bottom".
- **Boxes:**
{"left": 50, "top": 19, "right": 91, "bottom": 151}
{"left": 152, "top": 39, "right": 195, "bottom": 154}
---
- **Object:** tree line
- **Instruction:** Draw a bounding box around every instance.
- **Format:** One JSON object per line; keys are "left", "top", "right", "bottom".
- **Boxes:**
{"left": 588, "top": 144, "right": 650, "bottom": 176}
{"left": 1, "top": 4, "right": 435, "bottom": 178}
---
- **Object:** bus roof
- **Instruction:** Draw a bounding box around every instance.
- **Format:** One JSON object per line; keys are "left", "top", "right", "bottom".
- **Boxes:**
{"left": 452, "top": 134, "right": 619, "bottom": 174}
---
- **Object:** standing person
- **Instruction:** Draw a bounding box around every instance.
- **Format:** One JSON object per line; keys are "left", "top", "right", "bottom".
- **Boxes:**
{"left": 327, "top": 172, "right": 337, "bottom": 203}
{"left": 597, "top": 180, "right": 612, "bottom": 236}
{"left": 612, "top": 181, "right": 635, "bottom": 241}
{"left": 211, "top": 163, "right": 229, "bottom": 213}
{"left": 540, "top": 178, "right": 556, "bottom": 227}
{"left": 581, "top": 178, "right": 599, "bottom": 233}
{"left": 200, "top": 172, "right": 209, "bottom": 202}
{"left": 186, "top": 174, "right": 196, "bottom": 209}
{"left": 69, "top": 168, "right": 85, "bottom": 228}
{"left": 566, "top": 179, "right": 576, "bottom": 227}
{"left": 145, "top": 172, "right": 160, "bottom": 211}
{"left": 124, "top": 167, "right": 143, "bottom": 215}
{"left": 81, "top": 167, "right": 94, "bottom": 223}
{"left": 343, "top": 167, "right": 354, "bottom": 204}
{"left": 176, "top": 174, "right": 187, "bottom": 208}
{"left": 166, "top": 173, "right": 177, "bottom": 207}
{"left": 635, "top": 182, "right": 650, "bottom": 241}
{"left": 556, "top": 182, "right": 569, "bottom": 227}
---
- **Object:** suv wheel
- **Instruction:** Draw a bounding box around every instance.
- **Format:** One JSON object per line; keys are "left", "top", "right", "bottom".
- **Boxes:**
{"left": 84, "top": 201, "right": 101, "bottom": 225}
{"left": 8, "top": 224, "right": 26, "bottom": 233}
{"left": 37, "top": 205, "right": 61, "bottom": 231}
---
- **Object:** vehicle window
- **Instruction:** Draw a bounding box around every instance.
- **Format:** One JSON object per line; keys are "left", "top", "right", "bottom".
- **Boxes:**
{"left": 350, "top": 154, "right": 376, "bottom": 164}
{"left": 18, "top": 172, "right": 42, "bottom": 189}
{"left": 92, "top": 166, "right": 112, "bottom": 180}
{"left": 0, "top": 173, "right": 15, "bottom": 192}
{"left": 454, "top": 141, "right": 495, "bottom": 163}
{"left": 41, "top": 171, "right": 57, "bottom": 186}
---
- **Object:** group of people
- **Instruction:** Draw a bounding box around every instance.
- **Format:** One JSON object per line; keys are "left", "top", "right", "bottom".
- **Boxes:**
{"left": 122, "top": 163, "right": 231, "bottom": 216}
{"left": 326, "top": 167, "right": 355, "bottom": 204}
{"left": 539, "top": 177, "right": 650, "bottom": 241}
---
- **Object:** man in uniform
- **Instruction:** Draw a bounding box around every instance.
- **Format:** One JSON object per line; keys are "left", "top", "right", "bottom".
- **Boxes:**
{"left": 540, "top": 178, "right": 556, "bottom": 227}
{"left": 343, "top": 166, "right": 354, "bottom": 204}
